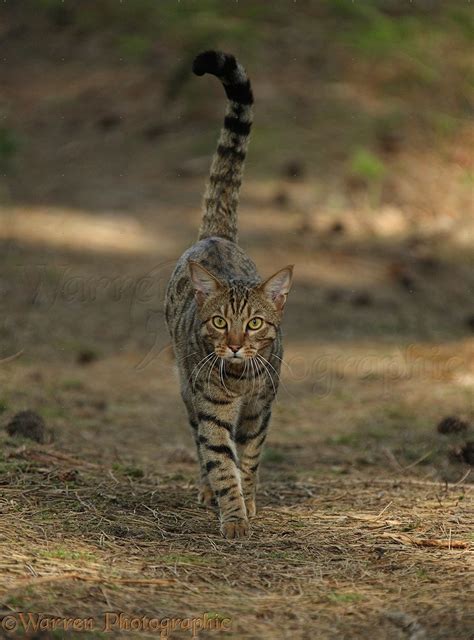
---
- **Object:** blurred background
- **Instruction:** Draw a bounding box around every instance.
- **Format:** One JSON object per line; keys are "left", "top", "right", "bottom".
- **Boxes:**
{"left": 0, "top": 0, "right": 473, "bottom": 475}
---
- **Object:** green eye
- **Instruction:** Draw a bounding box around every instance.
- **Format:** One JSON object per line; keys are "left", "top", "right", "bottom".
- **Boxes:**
{"left": 212, "top": 316, "right": 227, "bottom": 329}
{"left": 247, "top": 317, "right": 263, "bottom": 331}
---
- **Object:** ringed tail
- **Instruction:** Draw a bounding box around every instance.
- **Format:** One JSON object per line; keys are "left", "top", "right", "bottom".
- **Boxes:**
{"left": 192, "top": 50, "right": 254, "bottom": 244}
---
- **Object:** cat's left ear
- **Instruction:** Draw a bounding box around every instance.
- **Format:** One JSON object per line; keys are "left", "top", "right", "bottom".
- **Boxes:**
{"left": 259, "top": 265, "right": 294, "bottom": 313}
{"left": 188, "top": 260, "right": 224, "bottom": 306}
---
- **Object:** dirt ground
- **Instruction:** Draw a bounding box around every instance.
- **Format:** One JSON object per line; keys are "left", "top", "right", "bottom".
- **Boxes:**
{"left": 1, "top": 170, "right": 473, "bottom": 639}
{"left": 1, "top": 9, "right": 474, "bottom": 639}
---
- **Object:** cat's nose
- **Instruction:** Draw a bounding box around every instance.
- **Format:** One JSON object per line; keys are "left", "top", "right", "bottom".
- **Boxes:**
{"left": 229, "top": 345, "right": 241, "bottom": 353}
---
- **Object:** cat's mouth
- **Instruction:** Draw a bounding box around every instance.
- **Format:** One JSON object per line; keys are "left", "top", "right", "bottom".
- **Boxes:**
{"left": 216, "top": 348, "right": 258, "bottom": 363}
{"left": 218, "top": 352, "right": 247, "bottom": 365}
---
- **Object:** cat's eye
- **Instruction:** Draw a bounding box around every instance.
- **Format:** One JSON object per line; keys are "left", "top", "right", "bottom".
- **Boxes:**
{"left": 247, "top": 317, "right": 264, "bottom": 331}
{"left": 212, "top": 316, "right": 227, "bottom": 329}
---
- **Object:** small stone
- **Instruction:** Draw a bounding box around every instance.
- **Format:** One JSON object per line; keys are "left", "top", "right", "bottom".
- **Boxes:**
{"left": 373, "top": 546, "right": 386, "bottom": 559}
{"left": 465, "top": 315, "right": 474, "bottom": 332}
{"left": 58, "top": 469, "right": 79, "bottom": 482}
{"left": 388, "top": 263, "right": 416, "bottom": 292}
{"left": 437, "top": 416, "right": 470, "bottom": 435}
{"left": 282, "top": 160, "right": 305, "bottom": 180}
{"left": 97, "top": 114, "right": 121, "bottom": 131}
{"left": 329, "top": 221, "right": 345, "bottom": 235}
{"left": 77, "top": 348, "right": 98, "bottom": 365}
{"left": 326, "top": 289, "right": 345, "bottom": 304}
{"left": 376, "top": 129, "right": 401, "bottom": 155}
{"left": 143, "top": 124, "right": 165, "bottom": 140}
{"left": 417, "top": 256, "right": 439, "bottom": 272}
{"left": 6, "top": 410, "right": 46, "bottom": 443}
{"left": 273, "top": 190, "right": 289, "bottom": 208}
{"left": 459, "top": 441, "right": 474, "bottom": 466}
{"left": 398, "top": 273, "right": 415, "bottom": 291}
{"left": 351, "top": 292, "right": 373, "bottom": 307}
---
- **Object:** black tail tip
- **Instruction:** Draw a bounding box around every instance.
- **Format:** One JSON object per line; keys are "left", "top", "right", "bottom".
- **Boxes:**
{"left": 193, "top": 50, "right": 236, "bottom": 77}
{"left": 192, "top": 50, "right": 222, "bottom": 76}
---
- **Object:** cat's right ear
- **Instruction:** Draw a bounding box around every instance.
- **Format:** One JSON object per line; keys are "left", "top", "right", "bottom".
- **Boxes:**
{"left": 188, "top": 260, "right": 224, "bottom": 306}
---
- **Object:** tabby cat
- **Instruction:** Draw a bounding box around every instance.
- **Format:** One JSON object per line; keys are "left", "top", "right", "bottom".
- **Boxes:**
{"left": 165, "top": 50, "right": 293, "bottom": 539}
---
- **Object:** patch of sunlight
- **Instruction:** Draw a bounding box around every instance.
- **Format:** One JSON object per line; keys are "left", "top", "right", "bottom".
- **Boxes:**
{"left": 282, "top": 339, "right": 473, "bottom": 385}
{"left": 243, "top": 171, "right": 474, "bottom": 251}
{"left": 0, "top": 206, "right": 160, "bottom": 254}
{"left": 455, "top": 372, "right": 474, "bottom": 387}
{"left": 293, "top": 254, "right": 385, "bottom": 287}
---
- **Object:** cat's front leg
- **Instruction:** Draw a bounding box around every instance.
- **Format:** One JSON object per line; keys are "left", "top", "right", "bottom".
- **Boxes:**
{"left": 236, "top": 405, "right": 272, "bottom": 517}
{"left": 196, "top": 398, "right": 248, "bottom": 539}
{"left": 180, "top": 389, "right": 215, "bottom": 507}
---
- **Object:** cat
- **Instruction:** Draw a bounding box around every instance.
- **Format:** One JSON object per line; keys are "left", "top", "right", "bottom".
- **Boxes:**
{"left": 165, "top": 50, "right": 293, "bottom": 539}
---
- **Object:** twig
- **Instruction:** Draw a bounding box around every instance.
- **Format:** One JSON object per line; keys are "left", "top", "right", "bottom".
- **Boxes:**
{"left": 0, "top": 349, "right": 25, "bottom": 365}
{"left": 380, "top": 533, "right": 469, "bottom": 549}
{"left": 9, "top": 572, "right": 176, "bottom": 589}
{"left": 452, "top": 469, "right": 471, "bottom": 486}
{"left": 403, "top": 450, "right": 433, "bottom": 470}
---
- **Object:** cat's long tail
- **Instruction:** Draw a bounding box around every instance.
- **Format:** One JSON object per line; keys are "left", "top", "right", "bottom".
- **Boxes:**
{"left": 193, "top": 50, "right": 253, "bottom": 243}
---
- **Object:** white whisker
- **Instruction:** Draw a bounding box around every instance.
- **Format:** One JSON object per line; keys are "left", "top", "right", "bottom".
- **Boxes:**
{"left": 256, "top": 354, "right": 277, "bottom": 398}
{"left": 189, "top": 352, "right": 215, "bottom": 390}
{"left": 249, "top": 356, "right": 257, "bottom": 404}
{"left": 219, "top": 358, "right": 231, "bottom": 395}
{"left": 270, "top": 352, "right": 293, "bottom": 374}
{"left": 206, "top": 355, "right": 219, "bottom": 395}
{"left": 237, "top": 359, "right": 247, "bottom": 381}
{"left": 258, "top": 354, "right": 281, "bottom": 382}
{"left": 176, "top": 350, "right": 199, "bottom": 363}
{"left": 258, "top": 353, "right": 294, "bottom": 398}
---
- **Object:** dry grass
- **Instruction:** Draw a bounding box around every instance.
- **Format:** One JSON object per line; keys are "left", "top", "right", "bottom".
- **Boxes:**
{"left": 1, "top": 178, "right": 473, "bottom": 636}
{"left": 0, "top": 438, "right": 473, "bottom": 638}
{"left": 1, "top": 176, "right": 473, "bottom": 636}
{"left": 1, "top": 434, "right": 473, "bottom": 639}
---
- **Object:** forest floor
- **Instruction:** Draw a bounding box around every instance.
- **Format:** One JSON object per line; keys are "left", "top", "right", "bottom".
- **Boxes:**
{"left": 1, "top": 171, "right": 473, "bottom": 639}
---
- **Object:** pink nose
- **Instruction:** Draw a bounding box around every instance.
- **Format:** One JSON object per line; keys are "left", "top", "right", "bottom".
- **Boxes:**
{"left": 229, "top": 345, "right": 241, "bottom": 353}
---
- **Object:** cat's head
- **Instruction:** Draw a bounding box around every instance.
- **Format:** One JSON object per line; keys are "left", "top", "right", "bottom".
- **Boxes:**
{"left": 188, "top": 260, "right": 293, "bottom": 363}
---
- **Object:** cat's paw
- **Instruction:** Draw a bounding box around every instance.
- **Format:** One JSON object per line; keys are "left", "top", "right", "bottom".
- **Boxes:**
{"left": 221, "top": 519, "right": 249, "bottom": 539}
{"left": 198, "top": 485, "right": 216, "bottom": 508}
{"left": 245, "top": 497, "right": 257, "bottom": 518}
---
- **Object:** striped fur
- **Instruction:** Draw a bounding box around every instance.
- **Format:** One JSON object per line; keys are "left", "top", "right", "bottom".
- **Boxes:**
{"left": 193, "top": 50, "right": 253, "bottom": 243}
{"left": 165, "top": 51, "right": 293, "bottom": 539}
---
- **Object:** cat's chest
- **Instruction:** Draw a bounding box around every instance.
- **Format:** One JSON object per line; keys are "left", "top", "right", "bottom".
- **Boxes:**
{"left": 199, "top": 361, "right": 269, "bottom": 400}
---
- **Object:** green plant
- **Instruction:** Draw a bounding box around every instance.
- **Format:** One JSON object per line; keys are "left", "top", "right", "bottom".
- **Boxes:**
{"left": 350, "top": 148, "right": 386, "bottom": 184}
{"left": 328, "top": 591, "right": 364, "bottom": 603}
{"left": 262, "top": 448, "right": 286, "bottom": 464}
{"left": 0, "top": 127, "right": 19, "bottom": 172}
{"left": 117, "top": 34, "right": 153, "bottom": 62}
{"left": 112, "top": 463, "right": 144, "bottom": 479}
